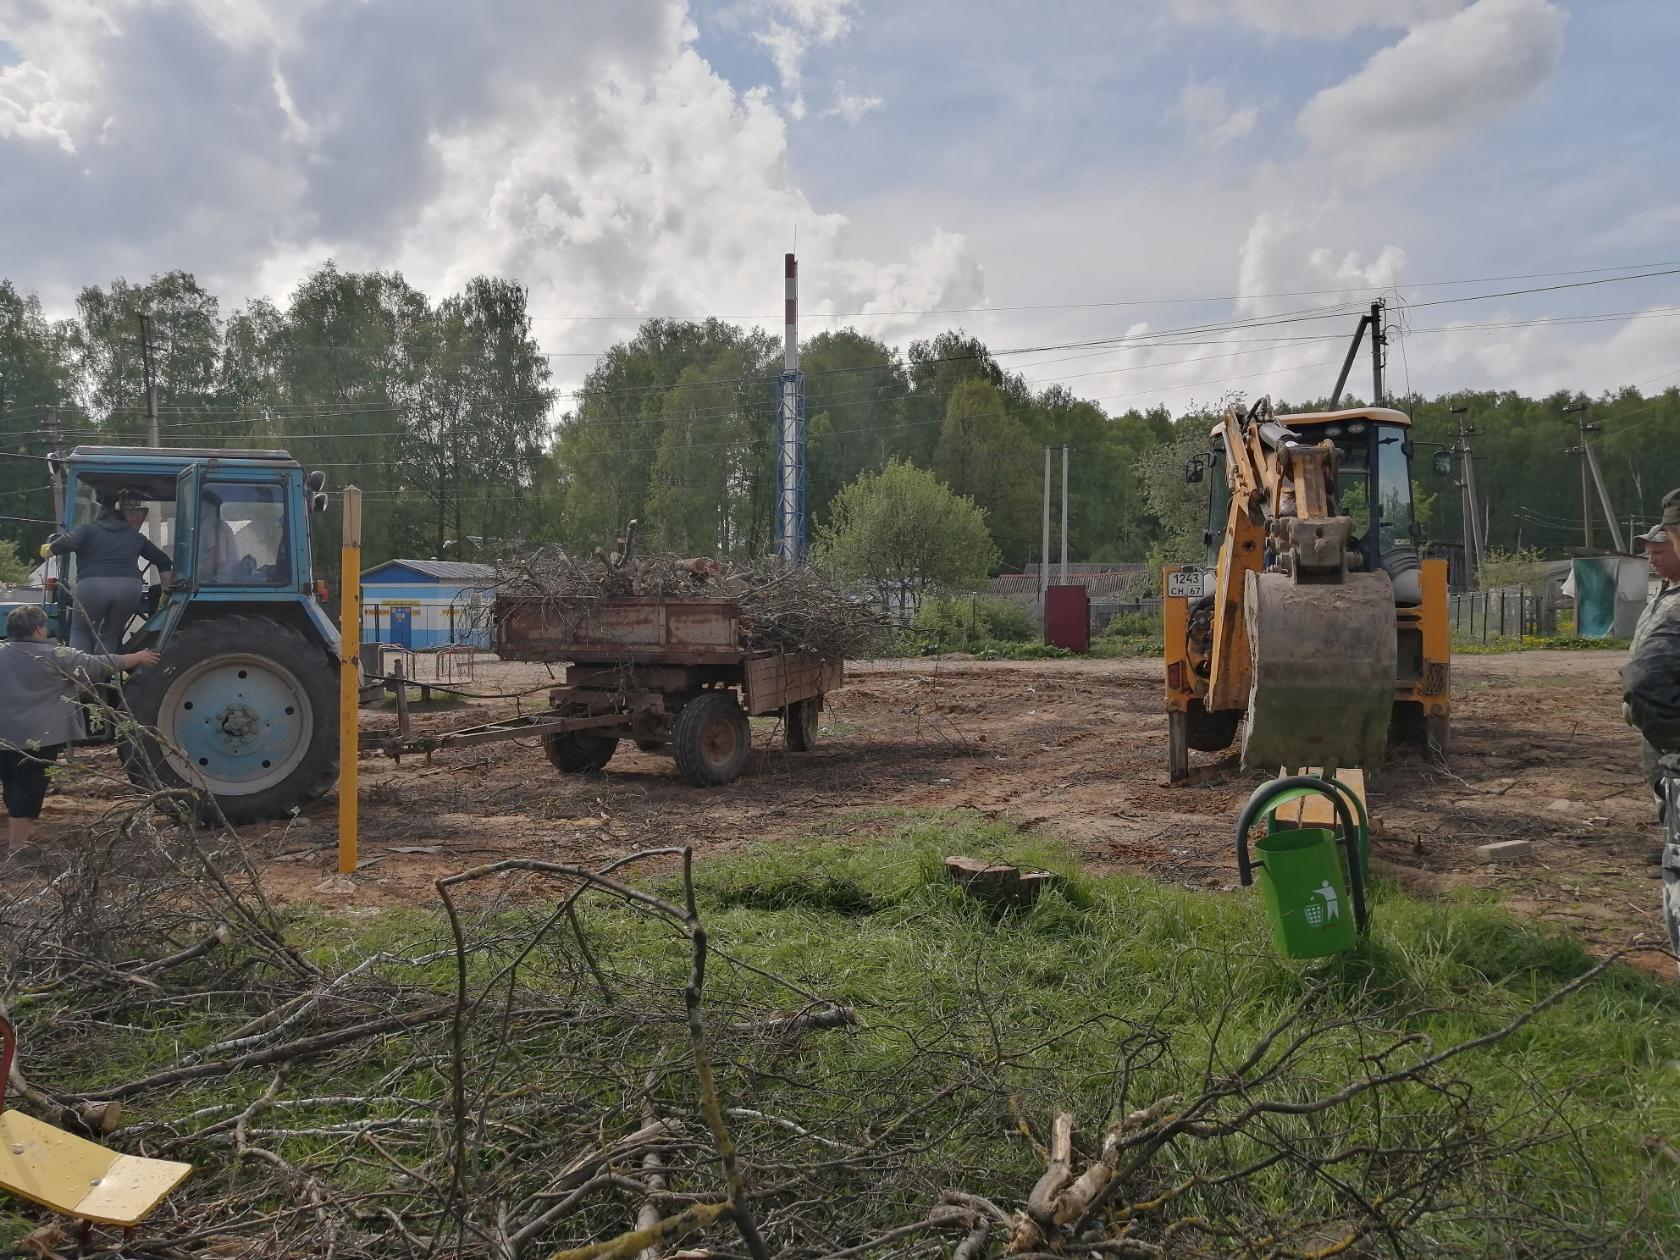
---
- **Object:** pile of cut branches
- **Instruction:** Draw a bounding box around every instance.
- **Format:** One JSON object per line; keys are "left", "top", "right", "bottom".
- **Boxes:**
{"left": 0, "top": 778, "right": 1665, "bottom": 1258}
{"left": 493, "top": 542, "right": 891, "bottom": 661}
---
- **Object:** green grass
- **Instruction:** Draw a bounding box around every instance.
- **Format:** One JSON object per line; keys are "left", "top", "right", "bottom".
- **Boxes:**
{"left": 377, "top": 687, "right": 468, "bottom": 710}
{"left": 1454, "top": 632, "right": 1631, "bottom": 654}
{"left": 10, "top": 813, "right": 1679, "bottom": 1253}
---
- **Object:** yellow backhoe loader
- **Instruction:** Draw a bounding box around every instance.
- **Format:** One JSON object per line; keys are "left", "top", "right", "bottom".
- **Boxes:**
{"left": 1162, "top": 393, "right": 1450, "bottom": 783}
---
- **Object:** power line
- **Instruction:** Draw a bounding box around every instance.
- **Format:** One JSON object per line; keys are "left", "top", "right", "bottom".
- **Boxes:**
{"left": 518, "top": 259, "right": 1680, "bottom": 321}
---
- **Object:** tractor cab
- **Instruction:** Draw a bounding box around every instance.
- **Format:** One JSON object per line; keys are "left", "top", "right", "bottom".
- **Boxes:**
{"left": 1197, "top": 407, "right": 1423, "bottom": 605}
{"left": 51, "top": 447, "right": 341, "bottom": 823}
{"left": 1271, "top": 408, "right": 1421, "bottom": 604}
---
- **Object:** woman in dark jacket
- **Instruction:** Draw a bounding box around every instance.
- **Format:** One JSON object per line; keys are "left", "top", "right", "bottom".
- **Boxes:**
{"left": 47, "top": 488, "right": 174, "bottom": 652}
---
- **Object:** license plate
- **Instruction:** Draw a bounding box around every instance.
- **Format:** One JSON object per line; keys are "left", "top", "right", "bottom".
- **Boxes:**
{"left": 1167, "top": 571, "right": 1207, "bottom": 599}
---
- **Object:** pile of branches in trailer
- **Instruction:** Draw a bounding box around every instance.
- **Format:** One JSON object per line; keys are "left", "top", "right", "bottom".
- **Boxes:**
{"left": 490, "top": 523, "right": 892, "bottom": 662}
{"left": 0, "top": 792, "right": 1649, "bottom": 1258}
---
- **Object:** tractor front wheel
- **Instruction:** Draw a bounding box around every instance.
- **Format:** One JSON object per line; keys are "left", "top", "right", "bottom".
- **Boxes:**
{"left": 121, "top": 615, "right": 338, "bottom": 824}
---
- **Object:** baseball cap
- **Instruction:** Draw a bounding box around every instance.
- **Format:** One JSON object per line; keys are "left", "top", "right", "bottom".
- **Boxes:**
{"left": 1638, "top": 523, "right": 1669, "bottom": 544}
{"left": 1664, "top": 487, "right": 1680, "bottom": 529}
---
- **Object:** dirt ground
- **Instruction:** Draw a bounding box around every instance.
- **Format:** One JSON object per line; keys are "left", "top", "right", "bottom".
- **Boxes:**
{"left": 40, "top": 650, "right": 1671, "bottom": 970}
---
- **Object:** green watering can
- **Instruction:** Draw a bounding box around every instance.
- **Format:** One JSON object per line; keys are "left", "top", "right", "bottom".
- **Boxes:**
{"left": 1235, "top": 775, "right": 1369, "bottom": 958}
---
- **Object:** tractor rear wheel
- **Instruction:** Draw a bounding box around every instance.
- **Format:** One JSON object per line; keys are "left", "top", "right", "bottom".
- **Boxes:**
{"left": 121, "top": 615, "right": 338, "bottom": 824}
{"left": 673, "top": 691, "right": 750, "bottom": 787}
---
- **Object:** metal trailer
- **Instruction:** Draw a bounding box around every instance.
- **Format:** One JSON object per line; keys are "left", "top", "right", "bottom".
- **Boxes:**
{"left": 372, "top": 596, "right": 841, "bottom": 788}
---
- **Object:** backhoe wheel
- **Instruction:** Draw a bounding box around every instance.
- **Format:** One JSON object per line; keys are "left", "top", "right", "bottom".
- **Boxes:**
{"left": 543, "top": 730, "right": 618, "bottom": 774}
{"left": 121, "top": 614, "right": 337, "bottom": 825}
{"left": 784, "top": 698, "right": 820, "bottom": 752}
{"left": 1185, "top": 699, "right": 1240, "bottom": 753}
{"left": 1426, "top": 714, "right": 1450, "bottom": 758}
{"left": 673, "top": 691, "right": 751, "bottom": 787}
{"left": 1392, "top": 703, "right": 1450, "bottom": 759}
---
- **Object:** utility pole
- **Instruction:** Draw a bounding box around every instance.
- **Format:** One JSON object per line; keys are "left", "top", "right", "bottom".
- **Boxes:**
{"left": 773, "top": 254, "right": 805, "bottom": 563}
{"left": 1039, "top": 446, "right": 1051, "bottom": 617}
{"left": 1059, "top": 445, "right": 1070, "bottom": 585}
{"left": 1583, "top": 422, "right": 1625, "bottom": 554}
{"left": 1449, "top": 406, "right": 1483, "bottom": 582}
{"left": 42, "top": 408, "right": 64, "bottom": 524}
{"left": 1369, "top": 298, "right": 1386, "bottom": 407}
{"left": 1563, "top": 402, "right": 1623, "bottom": 552}
{"left": 138, "top": 312, "right": 160, "bottom": 446}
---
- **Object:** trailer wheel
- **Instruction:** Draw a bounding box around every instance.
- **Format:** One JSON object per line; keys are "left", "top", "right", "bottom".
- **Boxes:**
{"left": 673, "top": 692, "right": 750, "bottom": 787}
{"left": 784, "top": 699, "right": 820, "bottom": 752}
{"left": 542, "top": 730, "right": 618, "bottom": 774}
{"left": 120, "top": 614, "right": 338, "bottom": 824}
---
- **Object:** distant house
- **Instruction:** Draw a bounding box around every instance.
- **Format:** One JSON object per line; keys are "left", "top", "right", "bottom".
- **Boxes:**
{"left": 360, "top": 560, "right": 498, "bottom": 649}
{"left": 989, "top": 563, "right": 1151, "bottom": 600}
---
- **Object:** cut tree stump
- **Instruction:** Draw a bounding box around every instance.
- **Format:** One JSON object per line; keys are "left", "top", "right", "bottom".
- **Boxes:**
{"left": 944, "top": 857, "right": 1059, "bottom": 908}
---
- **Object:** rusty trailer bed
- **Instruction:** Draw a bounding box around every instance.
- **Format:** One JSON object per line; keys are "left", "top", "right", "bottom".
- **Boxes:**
{"left": 495, "top": 596, "right": 748, "bottom": 666}
{"left": 368, "top": 594, "right": 844, "bottom": 785}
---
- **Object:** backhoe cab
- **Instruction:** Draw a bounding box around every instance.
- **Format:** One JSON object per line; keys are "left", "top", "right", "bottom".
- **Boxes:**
{"left": 48, "top": 447, "right": 341, "bottom": 823}
{"left": 1163, "top": 401, "right": 1450, "bottom": 782}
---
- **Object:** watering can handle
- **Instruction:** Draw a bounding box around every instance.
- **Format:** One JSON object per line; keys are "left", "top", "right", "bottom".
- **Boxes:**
{"left": 0, "top": 1016, "right": 12, "bottom": 1115}
{"left": 1234, "top": 775, "right": 1368, "bottom": 934}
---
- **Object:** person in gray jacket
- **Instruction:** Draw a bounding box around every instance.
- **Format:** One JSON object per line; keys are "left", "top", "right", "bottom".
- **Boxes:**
{"left": 0, "top": 604, "right": 159, "bottom": 859}
{"left": 47, "top": 488, "right": 174, "bottom": 653}
{"left": 1627, "top": 492, "right": 1680, "bottom": 769}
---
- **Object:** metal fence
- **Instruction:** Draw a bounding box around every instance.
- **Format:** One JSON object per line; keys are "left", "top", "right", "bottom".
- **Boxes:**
{"left": 1089, "top": 598, "right": 1164, "bottom": 635}
{"left": 1447, "top": 587, "right": 1556, "bottom": 641}
{"left": 998, "top": 589, "right": 1558, "bottom": 642}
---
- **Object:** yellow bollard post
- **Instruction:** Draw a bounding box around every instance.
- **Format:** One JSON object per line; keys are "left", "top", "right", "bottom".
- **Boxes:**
{"left": 337, "top": 486, "right": 363, "bottom": 875}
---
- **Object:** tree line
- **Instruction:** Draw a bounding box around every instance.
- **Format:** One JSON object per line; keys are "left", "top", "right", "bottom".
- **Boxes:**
{"left": 2, "top": 267, "right": 1677, "bottom": 582}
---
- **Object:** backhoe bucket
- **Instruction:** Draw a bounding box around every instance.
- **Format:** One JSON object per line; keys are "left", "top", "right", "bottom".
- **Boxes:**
{"left": 1241, "top": 570, "right": 1396, "bottom": 774}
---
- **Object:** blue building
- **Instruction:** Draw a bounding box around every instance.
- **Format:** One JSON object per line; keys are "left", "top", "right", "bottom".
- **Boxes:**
{"left": 360, "top": 560, "right": 498, "bottom": 650}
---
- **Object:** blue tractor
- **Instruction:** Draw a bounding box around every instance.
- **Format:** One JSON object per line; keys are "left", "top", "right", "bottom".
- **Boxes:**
{"left": 48, "top": 446, "right": 341, "bottom": 823}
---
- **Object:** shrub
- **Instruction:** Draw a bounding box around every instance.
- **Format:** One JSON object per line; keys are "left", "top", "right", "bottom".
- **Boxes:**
{"left": 912, "top": 594, "right": 1039, "bottom": 647}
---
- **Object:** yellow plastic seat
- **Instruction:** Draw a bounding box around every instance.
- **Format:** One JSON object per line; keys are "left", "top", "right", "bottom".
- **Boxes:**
{"left": 0, "top": 1019, "right": 191, "bottom": 1227}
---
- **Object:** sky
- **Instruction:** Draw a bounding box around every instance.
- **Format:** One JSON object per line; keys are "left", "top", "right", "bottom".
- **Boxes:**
{"left": 1, "top": 0, "right": 1677, "bottom": 415}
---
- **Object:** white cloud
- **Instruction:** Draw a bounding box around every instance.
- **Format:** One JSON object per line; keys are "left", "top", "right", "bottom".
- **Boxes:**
{"left": 1236, "top": 199, "right": 1407, "bottom": 318}
{"left": 0, "top": 0, "right": 978, "bottom": 398}
{"left": 1296, "top": 0, "right": 1565, "bottom": 181}
{"left": 1592, "top": 205, "right": 1680, "bottom": 252}
{"left": 1170, "top": 79, "right": 1257, "bottom": 149}
{"left": 1169, "top": 0, "right": 1465, "bottom": 38}
{"left": 0, "top": 61, "right": 77, "bottom": 152}
{"left": 823, "top": 83, "right": 881, "bottom": 124}
{"left": 736, "top": 0, "right": 859, "bottom": 120}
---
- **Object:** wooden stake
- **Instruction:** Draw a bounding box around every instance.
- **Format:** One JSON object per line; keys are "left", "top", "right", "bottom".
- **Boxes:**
{"left": 337, "top": 487, "right": 362, "bottom": 875}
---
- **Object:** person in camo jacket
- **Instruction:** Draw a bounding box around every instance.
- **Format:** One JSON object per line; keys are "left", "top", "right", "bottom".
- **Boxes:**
{"left": 1630, "top": 517, "right": 1680, "bottom": 817}
{"left": 1623, "top": 488, "right": 1680, "bottom": 966}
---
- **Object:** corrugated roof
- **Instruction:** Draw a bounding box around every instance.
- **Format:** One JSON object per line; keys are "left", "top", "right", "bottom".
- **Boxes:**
{"left": 364, "top": 559, "right": 498, "bottom": 583}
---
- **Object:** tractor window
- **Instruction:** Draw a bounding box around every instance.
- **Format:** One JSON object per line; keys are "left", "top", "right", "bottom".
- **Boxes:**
{"left": 1375, "top": 426, "right": 1416, "bottom": 554}
{"left": 1203, "top": 448, "right": 1229, "bottom": 568}
{"left": 199, "top": 483, "right": 290, "bottom": 585}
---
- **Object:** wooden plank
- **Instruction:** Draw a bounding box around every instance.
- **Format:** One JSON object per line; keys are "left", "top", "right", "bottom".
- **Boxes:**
{"left": 1274, "top": 768, "right": 1366, "bottom": 829}
{"left": 742, "top": 654, "right": 842, "bottom": 715}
